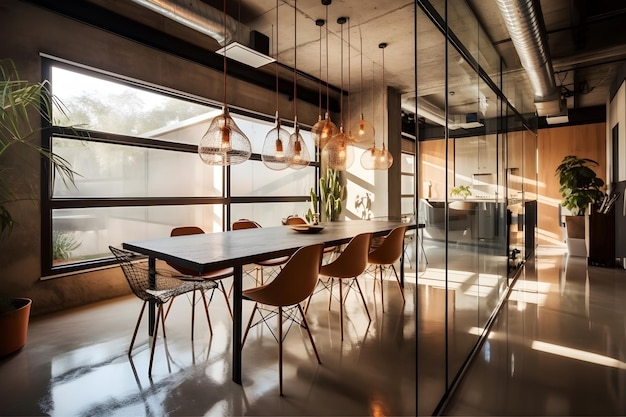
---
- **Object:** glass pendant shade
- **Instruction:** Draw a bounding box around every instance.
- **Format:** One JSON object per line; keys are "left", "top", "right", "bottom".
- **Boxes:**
{"left": 198, "top": 107, "right": 251, "bottom": 165}
{"left": 351, "top": 113, "right": 375, "bottom": 144}
{"left": 261, "top": 113, "right": 290, "bottom": 170}
{"left": 286, "top": 122, "right": 311, "bottom": 170}
{"left": 322, "top": 127, "right": 354, "bottom": 171}
{"left": 312, "top": 112, "right": 337, "bottom": 149}
{"left": 360, "top": 145, "right": 392, "bottom": 170}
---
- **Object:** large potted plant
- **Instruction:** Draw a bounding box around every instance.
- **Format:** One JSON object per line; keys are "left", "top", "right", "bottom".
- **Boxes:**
{"left": 555, "top": 155, "right": 606, "bottom": 256}
{"left": 0, "top": 59, "right": 75, "bottom": 356}
{"left": 306, "top": 168, "right": 344, "bottom": 223}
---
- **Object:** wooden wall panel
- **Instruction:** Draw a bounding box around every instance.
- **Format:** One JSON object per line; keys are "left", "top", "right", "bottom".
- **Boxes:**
{"left": 537, "top": 124, "right": 607, "bottom": 245}
{"left": 419, "top": 139, "right": 454, "bottom": 200}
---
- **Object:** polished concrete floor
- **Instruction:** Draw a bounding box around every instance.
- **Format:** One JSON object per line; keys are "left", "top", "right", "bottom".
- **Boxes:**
{"left": 0, "top": 263, "right": 417, "bottom": 417}
{"left": 2, "top": 245, "right": 626, "bottom": 416}
{"left": 443, "top": 247, "right": 626, "bottom": 416}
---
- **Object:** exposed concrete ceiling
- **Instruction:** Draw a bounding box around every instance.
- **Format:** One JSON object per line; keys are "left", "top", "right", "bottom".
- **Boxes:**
{"left": 67, "top": 0, "right": 626, "bottom": 128}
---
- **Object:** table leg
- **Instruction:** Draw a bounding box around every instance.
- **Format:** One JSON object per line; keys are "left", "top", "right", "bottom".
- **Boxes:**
{"left": 232, "top": 264, "right": 243, "bottom": 384}
{"left": 148, "top": 256, "right": 156, "bottom": 337}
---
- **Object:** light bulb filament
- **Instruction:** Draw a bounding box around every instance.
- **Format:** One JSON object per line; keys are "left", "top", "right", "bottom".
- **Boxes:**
{"left": 220, "top": 126, "right": 232, "bottom": 151}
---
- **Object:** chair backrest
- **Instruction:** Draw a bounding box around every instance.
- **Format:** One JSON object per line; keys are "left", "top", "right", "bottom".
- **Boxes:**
{"left": 256, "top": 243, "right": 324, "bottom": 306}
{"left": 285, "top": 216, "right": 307, "bottom": 225}
{"left": 168, "top": 226, "right": 205, "bottom": 275}
{"left": 232, "top": 219, "right": 262, "bottom": 230}
{"left": 368, "top": 225, "right": 408, "bottom": 265}
{"left": 321, "top": 232, "right": 372, "bottom": 278}
{"left": 109, "top": 246, "right": 151, "bottom": 301}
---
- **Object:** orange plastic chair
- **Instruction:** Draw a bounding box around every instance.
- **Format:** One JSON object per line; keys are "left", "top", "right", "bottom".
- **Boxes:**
{"left": 367, "top": 225, "right": 408, "bottom": 312}
{"left": 167, "top": 227, "right": 234, "bottom": 323}
{"left": 232, "top": 219, "right": 289, "bottom": 284}
{"left": 305, "top": 232, "right": 372, "bottom": 341}
{"left": 241, "top": 243, "right": 325, "bottom": 396}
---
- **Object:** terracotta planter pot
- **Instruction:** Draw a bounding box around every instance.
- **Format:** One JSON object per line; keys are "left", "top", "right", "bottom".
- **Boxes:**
{"left": 0, "top": 298, "right": 32, "bottom": 357}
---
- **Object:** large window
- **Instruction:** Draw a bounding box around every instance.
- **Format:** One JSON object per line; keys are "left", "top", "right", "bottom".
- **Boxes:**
{"left": 44, "top": 59, "right": 316, "bottom": 276}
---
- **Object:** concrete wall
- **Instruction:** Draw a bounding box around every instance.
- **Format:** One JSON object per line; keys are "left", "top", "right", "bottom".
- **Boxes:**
{"left": 0, "top": 0, "right": 318, "bottom": 315}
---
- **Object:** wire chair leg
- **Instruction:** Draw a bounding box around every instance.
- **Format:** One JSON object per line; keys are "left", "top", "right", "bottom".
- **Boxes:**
{"left": 149, "top": 304, "right": 164, "bottom": 376}
{"left": 129, "top": 301, "right": 147, "bottom": 356}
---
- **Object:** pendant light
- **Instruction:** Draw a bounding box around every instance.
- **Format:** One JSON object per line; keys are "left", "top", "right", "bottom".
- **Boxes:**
{"left": 361, "top": 42, "right": 393, "bottom": 170}
{"left": 286, "top": 0, "right": 311, "bottom": 170}
{"left": 198, "top": 0, "right": 251, "bottom": 166}
{"left": 311, "top": 0, "right": 337, "bottom": 150}
{"left": 322, "top": 16, "right": 354, "bottom": 171}
{"left": 261, "top": 0, "right": 290, "bottom": 170}
{"left": 351, "top": 28, "right": 375, "bottom": 144}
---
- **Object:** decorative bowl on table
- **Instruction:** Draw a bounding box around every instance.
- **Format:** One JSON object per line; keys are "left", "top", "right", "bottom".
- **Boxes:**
{"left": 288, "top": 225, "right": 324, "bottom": 234}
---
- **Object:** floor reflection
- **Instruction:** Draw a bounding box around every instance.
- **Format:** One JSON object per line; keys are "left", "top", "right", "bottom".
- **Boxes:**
{"left": 444, "top": 247, "right": 626, "bottom": 416}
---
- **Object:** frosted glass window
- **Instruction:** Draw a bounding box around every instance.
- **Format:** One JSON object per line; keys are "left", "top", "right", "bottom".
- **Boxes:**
{"left": 51, "top": 137, "right": 222, "bottom": 198}
{"left": 52, "top": 205, "right": 223, "bottom": 266}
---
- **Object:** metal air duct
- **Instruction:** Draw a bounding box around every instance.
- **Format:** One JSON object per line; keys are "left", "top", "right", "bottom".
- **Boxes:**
{"left": 131, "top": 0, "right": 274, "bottom": 67}
{"left": 495, "top": 0, "right": 562, "bottom": 116}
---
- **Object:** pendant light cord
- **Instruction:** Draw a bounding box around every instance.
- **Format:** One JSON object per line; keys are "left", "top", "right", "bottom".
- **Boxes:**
{"left": 347, "top": 18, "right": 351, "bottom": 132}
{"left": 379, "top": 43, "right": 387, "bottom": 149}
{"left": 339, "top": 19, "right": 344, "bottom": 127}
{"left": 293, "top": 0, "right": 297, "bottom": 122}
{"left": 274, "top": 0, "right": 279, "bottom": 114}
{"left": 222, "top": 0, "right": 227, "bottom": 107}
{"left": 325, "top": 4, "right": 330, "bottom": 115}
{"left": 359, "top": 26, "right": 364, "bottom": 116}
{"left": 318, "top": 23, "right": 322, "bottom": 116}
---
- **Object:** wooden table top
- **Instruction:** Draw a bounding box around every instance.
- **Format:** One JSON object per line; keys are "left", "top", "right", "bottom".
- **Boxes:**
{"left": 123, "top": 219, "right": 413, "bottom": 273}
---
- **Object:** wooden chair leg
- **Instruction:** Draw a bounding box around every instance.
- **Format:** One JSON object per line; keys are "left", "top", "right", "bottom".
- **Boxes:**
{"left": 278, "top": 306, "right": 283, "bottom": 396}
{"left": 391, "top": 265, "right": 406, "bottom": 304}
{"left": 242, "top": 303, "right": 259, "bottom": 348}
{"left": 353, "top": 277, "right": 371, "bottom": 321}
{"left": 200, "top": 289, "right": 212, "bottom": 336}
{"left": 379, "top": 266, "right": 385, "bottom": 313}
{"left": 339, "top": 279, "right": 344, "bottom": 341}
{"left": 298, "top": 304, "right": 321, "bottom": 364}
{"left": 219, "top": 280, "right": 233, "bottom": 318}
{"left": 190, "top": 290, "right": 196, "bottom": 339}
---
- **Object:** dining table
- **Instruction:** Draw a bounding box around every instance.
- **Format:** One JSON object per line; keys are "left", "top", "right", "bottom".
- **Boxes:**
{"left": 122, "top": 218, "right": 414, "bottom": 384}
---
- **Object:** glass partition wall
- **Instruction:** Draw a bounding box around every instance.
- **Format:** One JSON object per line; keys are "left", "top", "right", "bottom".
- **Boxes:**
{"left": 416, "top": 1, "right": 537, "bottom": 414}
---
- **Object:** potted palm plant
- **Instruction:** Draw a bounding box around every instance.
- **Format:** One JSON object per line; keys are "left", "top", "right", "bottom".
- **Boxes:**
{"left": 0, "top": 59, "right": 76, "bottom": 356}
{"left": 555, "top": 155, "right": 606, "bottom": 256}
